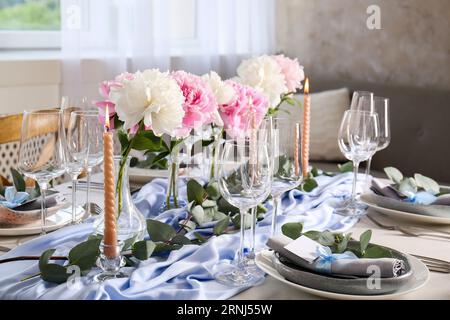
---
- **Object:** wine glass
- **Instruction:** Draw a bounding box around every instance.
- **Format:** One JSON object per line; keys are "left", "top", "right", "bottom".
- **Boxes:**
{"left": 364, "top": 97, "right": 390, "bottom": 178}
{"left": 18, "top": 109, "right": 66, "bottom": 235}
{"left": 61, "top": 99, "right": 88, "bottom": 224}
{"left": 351, "top": 91, "right": 374, "bottom": 110}
{"left": 69, "top": 110, "right": 104, "bottom": 218}
{"left": 335, "top": 110, "right": 379, "bottom": 217}
{"left": 265, "top": 116, "right": 303, "bottom": 236}
{"left": 215, "top": 136, "right": 272, "bottom": 286}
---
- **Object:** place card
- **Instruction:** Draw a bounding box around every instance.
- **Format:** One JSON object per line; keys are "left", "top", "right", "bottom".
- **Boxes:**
{"left": 283, "top": 235, "right": 324, "bottom": 263}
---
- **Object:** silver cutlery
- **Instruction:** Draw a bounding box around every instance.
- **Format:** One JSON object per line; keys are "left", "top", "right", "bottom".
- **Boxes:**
{"left": 411, "top": 254, "right": 450, "bottom": 273}
{"left": 367, "top": 215, "right": 450, "bottom": 240}
{"left": 82, "top": 202, "right": 103, "bottom": 215}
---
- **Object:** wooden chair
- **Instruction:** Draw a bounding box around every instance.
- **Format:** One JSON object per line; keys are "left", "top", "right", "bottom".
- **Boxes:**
{"left": 0, "top": 109, "right": 69, "bottom": 186}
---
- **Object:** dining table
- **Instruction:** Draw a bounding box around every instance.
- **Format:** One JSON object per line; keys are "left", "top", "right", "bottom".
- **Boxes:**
{"left": 0, "top": 173, "right": 449, "bottom": 300}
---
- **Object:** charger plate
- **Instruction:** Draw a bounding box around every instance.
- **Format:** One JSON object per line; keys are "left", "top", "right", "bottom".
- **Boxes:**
{"left": 255, "top": 249, "right": 429, "bottom": 300}
{"left": 0, "top": 206, "right": 85, "bottom": 236}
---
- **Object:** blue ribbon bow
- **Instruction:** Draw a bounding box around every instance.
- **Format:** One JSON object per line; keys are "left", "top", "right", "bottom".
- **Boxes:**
{"left": 315, "top": 246, "right": 358, "bottom": 274}
{"left": 0, "top": 187, "right": 29, "bottom": 209}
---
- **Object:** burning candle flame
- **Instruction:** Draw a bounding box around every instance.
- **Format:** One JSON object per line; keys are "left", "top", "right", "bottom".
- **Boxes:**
{"left": 105, "top": 105, "right": 110, "bottom": 131}
{"left": 304, "top": 78, "right": 309, "bottom": 94}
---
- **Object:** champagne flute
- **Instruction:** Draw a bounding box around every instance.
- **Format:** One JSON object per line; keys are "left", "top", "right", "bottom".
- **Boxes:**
{"left": 216, "top": 136, "right": 272, "bottom": 286}
{"left": 335, "top": 110, "right": 379, "bottom": 217}
{"left": 18, "top": 109, "right": 66, "bottom": 235}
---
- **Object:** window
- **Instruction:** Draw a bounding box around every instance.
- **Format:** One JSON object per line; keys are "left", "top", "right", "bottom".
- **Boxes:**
{"left": 0, "top": 0, "right": 61, "bottom": 49}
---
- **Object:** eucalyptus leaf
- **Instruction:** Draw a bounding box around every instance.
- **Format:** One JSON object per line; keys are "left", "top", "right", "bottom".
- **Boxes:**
{"left": 203, "top": 207, "right": 216, "bottom": 223}
{"left": 68, "top": 237, "right": 102, "bottom": 271}
{"left": 11, "top": 168, "right": 26, "bottom": 192}
{"left": 338, "top": 161, "right": 353, "bottom": 173}
{"left": 303, "top": 230, "right": 321, "bottom": 241}
{"left": 147, "top": 219, "right": 176, "bottom": 242}
{"left": 363, "top": 245, "right": 393, "bottom": 259}
{"left": 281, "top": 222, "right": 303, "bottom": 240}
{"left": 40, "top": 263, "right": 70, "bottom": 284}
{"left": 310, "top": 166, "right": 320, "bottom": 177}
{"left": 205, "top": 182, "right": 220, "bottom": 200}
{"left": 359, "top": 230, "right": 372, "bottom": 255}
{"left": 191, "top": 205, "right": 206, "bottom": 224}
{"left": 336, "top": 233, "right": 352, "bottom": 253}
{"left": 318, "top": 231, "right": 335, "bottom": 246}
{"left": 179, "top": 219, "right": 197, "bottom": 232}
{"left": 414, "top": 173, "right": 440, "bottom": 195}
{"left": 132, "top": 240, "right": 156, "bottom": 260}
{"left": 398, "top": 177, "right": 417, "bottom": 196}
{"left": 384, "top": 167, "right": 403, "bottom": 184}
{"left": 39, "top": 248, "right": 56, "bottom": 270}
{"left": 217, "top": 197, "right": 239, "bottom": 215}
{"left": 213, "top": 211, "right": 227, "bottom": 221}
{"left": 193, "top": 232, "right": 207, "bottom": 243}
{"left": 301, "top": 178, "right": 318, "bottom": 192}
{"left": 122, "top": 235, "right": 137, "bottom": 251}
{"left": 187, "top": 179, "right": 206, "bottom": 204}
{"left": 213, "top": 216, "right": 230, "bottom": 235}
{"left": 170, "top": 234, "right": 191, "bottom": 245}
{"left": 153, "top": 242, "right": 182, "bottom": 254}
{"left": 202, "top": 199, "right": 217, "bottom": 208}
{"left": 231, "top": 213, "right": 252, "bottom": 229}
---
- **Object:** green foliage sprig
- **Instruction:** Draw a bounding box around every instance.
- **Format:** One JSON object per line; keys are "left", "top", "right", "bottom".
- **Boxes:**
{"left": 281, "top": 222, "right": 393, "bottom": 259}
{"left": 384, "top": 167, "right": 443, "bottom": 197}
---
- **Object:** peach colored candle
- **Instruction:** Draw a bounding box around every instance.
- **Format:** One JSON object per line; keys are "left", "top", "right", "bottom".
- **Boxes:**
{"left": 294, "top": 124, "right": 300, "bottom": 176}
{"left": 302, "top": 78, "right": 310, "bottom": 178}
{"left": 103, "top": 106, "right": 117, "bottom": 258}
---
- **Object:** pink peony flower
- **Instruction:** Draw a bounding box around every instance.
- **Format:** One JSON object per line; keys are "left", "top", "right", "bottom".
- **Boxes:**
{"left": 95, "top": 72, "right": 134, "bottom": 129}
{"left": 171, "top": 71, "right": 218, "bottom": 138}
{"left": 272, "top": 54, "right": 305, "bottom": 92}
{"left": 219, "top": 80, "right": 269, "bottom": 138}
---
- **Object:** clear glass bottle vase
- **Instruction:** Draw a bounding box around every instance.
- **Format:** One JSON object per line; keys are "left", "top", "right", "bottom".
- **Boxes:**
{"left": 94, "top": 156, "right": 146, "bottom": 242}
{"left": 162, "top": 147, "right": 186, "bottom": 211}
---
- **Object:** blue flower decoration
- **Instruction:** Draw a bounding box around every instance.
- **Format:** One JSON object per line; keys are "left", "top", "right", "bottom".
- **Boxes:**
{"left": 406, "top": 191, "right": 437, "bottom": 205}
{"left": 315, "top": 246, "right": 358, "bottom": 274}
{"left": 0, "top": 187, "right": 29, "bottom": 209}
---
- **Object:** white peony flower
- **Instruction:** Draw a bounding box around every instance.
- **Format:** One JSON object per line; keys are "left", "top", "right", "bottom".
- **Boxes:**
{"left": 201, "top": 71, "right": 235, "bottom": 127}
{"left": 236, "top": 55, "right": 288, "bottom": 107}
{"left": 110, "top": 69, "right": 185, "bottom": 137}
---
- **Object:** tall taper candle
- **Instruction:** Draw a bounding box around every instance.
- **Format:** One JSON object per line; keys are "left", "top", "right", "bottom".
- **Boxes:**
{"left": 103, "top": 106, "right": 117, "bottom": 258}
{"left": 302, "top": 78, "right": 310, "bottom": 178}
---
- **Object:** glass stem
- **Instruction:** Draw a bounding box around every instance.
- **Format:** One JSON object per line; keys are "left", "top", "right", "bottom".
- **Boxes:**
{"left": 365, "top": 156, "right": 373, "bottom": 189}
{"left": 86, "top": 167, "right": 92, "bottom": 208}
{"left": 249, "top": 207, "right": 257, "bottom": 257}
{"left": 271, "top": 195, "right": 280, "bottom": 237}
{"left": 351, "top": 161, "right": 360, "bottom": 202}
{"left": 40, "top": 185, "right": 47, "bottom": 235}
{"left": 238, "top": 209, "right": 247, "bottom": 267}
{"left": 71, "top": 176, "right": 77, "bottom": 224}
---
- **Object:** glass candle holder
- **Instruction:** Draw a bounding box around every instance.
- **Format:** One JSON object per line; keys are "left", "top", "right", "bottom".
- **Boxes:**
{"left": 93, "top": 241, "right": 127, "bottom": 282}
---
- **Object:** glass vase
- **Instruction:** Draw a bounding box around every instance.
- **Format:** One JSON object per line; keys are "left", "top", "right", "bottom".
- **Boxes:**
{"left": 94, "top": 156, "right": 146, "bottom": 242}
{"left": 161, "top": 147, "right": 186, "bottom": 211}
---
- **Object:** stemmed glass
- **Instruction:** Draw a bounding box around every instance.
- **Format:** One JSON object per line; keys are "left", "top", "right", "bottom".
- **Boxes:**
{"left": 335, "top": 110, "right": 379, "bottom": 217}
{"left": 265, "top": 117, "right": 303, "bottom": 236}
{"left": 364, "top": 97, "right": 390, "bottom": 179}
{"left": 69, "top": 110, "right": 104, "bottom": 218}
{"left": 216, "top": 136, "right": 272, "bottom": 286}
{"left": 18, "top": 109, "right": 66, "bottom": 235}
{"left": 351, "top": 91, "right": 374, "bottom": 110}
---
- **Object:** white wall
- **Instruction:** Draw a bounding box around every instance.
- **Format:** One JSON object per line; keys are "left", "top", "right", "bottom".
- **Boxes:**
{"left": 0, "top": 58, "right": 61, "bottom": 115}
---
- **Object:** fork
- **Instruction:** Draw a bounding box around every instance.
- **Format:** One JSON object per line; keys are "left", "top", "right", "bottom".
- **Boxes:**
{"left": 411, "top": 254, "right": 450, "bottom": 273}
{"left": 366, "top": 215, "right": 450, "bottom": 240}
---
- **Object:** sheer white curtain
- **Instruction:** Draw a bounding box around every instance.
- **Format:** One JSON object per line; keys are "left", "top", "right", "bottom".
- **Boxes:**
{"left": 60, "top": 0, "right": 276, "bottom": 99}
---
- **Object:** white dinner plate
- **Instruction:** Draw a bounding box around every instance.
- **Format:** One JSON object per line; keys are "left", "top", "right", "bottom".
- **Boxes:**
{"left": 0, "top": 206, "right": 85, "bottom": 236}
{"left": 361, "top": 194, "right": 450, "bottom": 225}
{"left": 255, "top": 250, "right": 429, "bottom": 300}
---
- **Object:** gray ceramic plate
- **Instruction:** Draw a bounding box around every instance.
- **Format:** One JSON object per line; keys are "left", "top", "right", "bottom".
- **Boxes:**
{"left": 255, "top": 250, "right": 429, "bottom": 300}
{"left": 361, "top": 193, "right": 450, "bottom": 225}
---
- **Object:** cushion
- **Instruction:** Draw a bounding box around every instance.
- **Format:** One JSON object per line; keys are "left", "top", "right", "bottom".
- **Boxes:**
{"left": 278, "top": 87, "right": 350, "bottom": 162}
